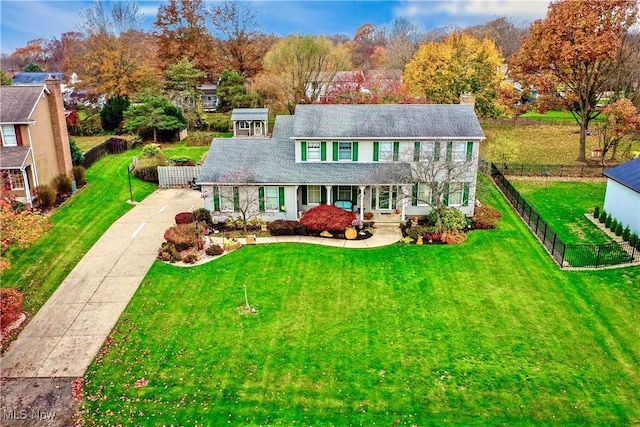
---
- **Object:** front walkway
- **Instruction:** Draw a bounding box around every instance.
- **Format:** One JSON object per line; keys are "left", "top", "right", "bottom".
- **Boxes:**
{"left": 1, "top": 189, "right": 201, "bottom": 378}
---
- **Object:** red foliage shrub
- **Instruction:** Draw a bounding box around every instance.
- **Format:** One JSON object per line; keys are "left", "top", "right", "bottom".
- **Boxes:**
{"left": 175, "top": 212, "right": 195, "bottom": 225}
{"left": 164, "top": 223, "right": 205, "bottom": 251}
{"left": 300, "top": 204, "right": 356, "bottom": 231}
{"left": 441, "top": 230, "right": 467, "bottom": 244}
{"left": 472, "top": 205, "right": 502, "bottom": 230}
{"left": 1, "top": 288, "right": 24, "bottom": 328}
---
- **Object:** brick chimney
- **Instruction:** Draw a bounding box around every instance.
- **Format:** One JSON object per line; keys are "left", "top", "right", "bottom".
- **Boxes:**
{"left": 45, "top": 77, "right": 73, "bottom": 180}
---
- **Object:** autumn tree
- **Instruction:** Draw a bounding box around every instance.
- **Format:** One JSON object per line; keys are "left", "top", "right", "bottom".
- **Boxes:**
{"left": 465, "top": 17, "right": 527, "bottom": 60}
{"left": 163, "top": 57, "right": 206, "bottom": 129}
{"left": 509, "top": 0, "right": 638, "bottom": 161}
{"left": 261, "top": 35, "right": 350, "bottom": 113}
{"left": 403, "top": 32, "right": 505, "bottom": 117}
{"left": 154, "top": 0, "right": 218, "bottom": 78}
{"left": 385, "top": 17, "right": 420, "bottom": 71}
{"left": 596, "top": 99, "right": 640, "bottom": 165}
{"left": 351, "top": 23, "right": 386, "bottom": 70}
{"left": 123, "top": 94, "right": 187, "bottom": 142}
{"left": 0, "top": 70, "right": 12, "bottom": 86}
{"left": 216, "top": 168, "right": 261, "bottom": 233}
{"left": 207, "top": 0, "right": 273, "bottom": 78}
{"left": 9, "top": 39, "right": 48, "bottom": 70}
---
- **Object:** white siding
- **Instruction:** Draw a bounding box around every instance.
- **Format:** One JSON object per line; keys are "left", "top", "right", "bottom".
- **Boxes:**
{"left": 603, "top": 180, "right": 640, "bottom": 235}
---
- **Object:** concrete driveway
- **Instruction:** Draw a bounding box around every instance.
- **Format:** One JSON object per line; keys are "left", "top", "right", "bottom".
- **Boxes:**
{"left": 1, "top": 189, "right": 202, "bottom": 378}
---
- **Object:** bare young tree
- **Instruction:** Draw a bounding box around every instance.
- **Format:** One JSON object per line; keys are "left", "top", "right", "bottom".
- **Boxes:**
{"left": 217, "top": 168, "right": 261, "bottom": 233}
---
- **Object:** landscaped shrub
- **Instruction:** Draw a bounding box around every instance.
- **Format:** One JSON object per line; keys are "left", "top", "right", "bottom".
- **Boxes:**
{"left": 157, "top": 242, "right": 181, "bottom": 262}
{"left": 599, "top": 209, "right": 607, "bottom": 223}
{"left": 622, "top": 226, "right": 630, "bottom": 241}
{"left": 35, "top": 185, "right": 56, "bottom": 208}
{"left": 72, "top": 166, "right": 87, "bottom": 186}
{"left": 441, "top": 229, "right": 468, "bottom": 245}
{"left": 69, "top": 138, "right": 85, "bottom": 166}
{"left": 132, "top": 156, "right": 167, "bottom": 183}
{"left": 593, "top": 205, "right": 600, "bottom": 219}
{"left": 406, "top": 226, "right": 434, "bottom": 241}
{"left": 182, "top": 253, "right": 199, "bottom": 264}
{"left": 52, "top": 174, "right": 73, "bottom": 194}
{"left": 428, "top": 207, "right": 467, "bottom": 231}
{"left": 0, "top": 288, "right": 24, "bottom": 329}
{"left": 193, "top": 208, "right": 212, "bottom": 227}
{"left": 300, "top": 204, "right": 356, "bottom": 232}
{"left": 169, "top": 156, "right": 195, "bottom": 166}
{"left": 610, "top": 219, "right": 618, "bottom": 232}
{"left": 175, "top": 212, "right": 195, "bottom": 225}
{"left": 164, "top": 223, "right": 205, "bottom": 251}
{"left": 629, "top": 233, "right": 638, "bottom": 247}
{"left": 605, "top": 213, "right": 612, "bottom": 228}
{"left": 615, "top": 222, "right": 623, "bottom": 236}
{"left": 472, "top": 205, "right": 502, "bottom": 229}
{"left": 186, "top": 133, "right": 214, "bottom": 147}
{"left": 205, "top": 244, "right": 224, "bottom": 256}
{"left": 267, "top": 220, "right": 305, "bottom": 236}
{"left": 141, "top": 143, "right": 161, "bottom": 158}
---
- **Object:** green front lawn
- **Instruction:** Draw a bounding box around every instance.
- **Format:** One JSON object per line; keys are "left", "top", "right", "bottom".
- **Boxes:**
{"left": 1, "top": 152, "right": 156, "bottom": 319}
{"left": 509, "top": 179, "right": 609, "bottom": 245}
{"left": 82, "top": 176, "right": 640, "bottom": 425}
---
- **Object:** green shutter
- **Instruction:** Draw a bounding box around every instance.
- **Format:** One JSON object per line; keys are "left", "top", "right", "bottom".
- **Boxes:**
{"left": 443, "top": 183, "right": 450, "bottom": 206}
{"left": 279, "top": 187, "right": 285, "bottom": 211}
{"left": 351, "top": 187, "right": 358, "bottom": 206}
{"left": 434, "top": 141, "right": 441, "bottom": 161}
{"left": 446, "top": 142, "right": 452, "bottom": 161}
{"left": 373, "top": 141, "right": 379, "bottom": 161}
{"left": 414, "top": 142, "right": 420, "bottom": 161}
{"left": 301, "top": 141, "right": 307, "bottom": 161}
{"left": 393, "top": 142, "right": 399, "bottom": 161}
{"left": 301, "top": 185, "right": 307, "bottom": 205}
{"left": 332, "top": 186, "right": 338, "bottom": 202}
{"left": 431, "top": 182, "right": 437, "bottom": 206}
{"left": 412, "top": 183, "right": 418, "bottom": 206}
{"left": 233, "top": 187, "right": 240, "bottom": 211}
{"left": 259, "top": 187, "right": 265, "bottom": 212}
{"left": 352, "top": 142, "right": 358, "bottom": 161}
{"left": 463, "top": 183, "right": 470, "bottom": 206}
{"left": 320, "top": 186, "right": 327, "bottom": 204}
{"left": 321, "top": 142, "right": 326, "bottom": 161}
{"left": 466, "top": 141, "right": 473, "bottom": 162}
{"left": 213, "top": 187, "right": 220, "bottom": 211}
{"left": 333, "top": 142, "right": 338, "bottom": 161}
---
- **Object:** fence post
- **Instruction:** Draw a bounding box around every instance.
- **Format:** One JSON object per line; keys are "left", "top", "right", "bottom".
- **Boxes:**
{"left": 595, "top": 245, "right": 602, "bottom": 268}
{"left": 561, "top": 243, "right": 567, "bottom": 267}
{"left": 551, "top": 233, "right": 557, "bottom": 255}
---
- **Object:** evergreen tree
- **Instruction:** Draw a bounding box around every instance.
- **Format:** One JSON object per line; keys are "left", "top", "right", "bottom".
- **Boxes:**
{"left": 100, "top": 96, "right": 130, "bottom": 132}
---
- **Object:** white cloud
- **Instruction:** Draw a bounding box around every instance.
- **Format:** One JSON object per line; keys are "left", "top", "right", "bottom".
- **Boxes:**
{"left": 394, "top": 0, "right": 550, "bottom": 22}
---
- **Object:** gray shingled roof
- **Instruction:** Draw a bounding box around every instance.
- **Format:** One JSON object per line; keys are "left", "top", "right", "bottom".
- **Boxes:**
{"left": 231, "top": 108, "right": 268, "bottom": 121}
{"left": 292, "top": 104, "right": 484, "bottom": 139}
{"left": 0, "top": 86, "right": 44, "bottom": 123}
{"left": 603, "top": 158, "right": 640, "bottom": 193}
{"left": 0, "top": 146, "right": 31, "bottom": 168}
{"left": 12, "top": 72, "right": 63, "bottom": 85}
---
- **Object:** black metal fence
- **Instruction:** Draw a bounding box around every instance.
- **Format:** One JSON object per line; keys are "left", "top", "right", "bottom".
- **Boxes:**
{"left": 492, "top": 162, "right": 610, "bottom": 178}
{"left": 83, "top": 137, "right": 128, "bottom": 168}
{"left": 491, "top": 163, "right": 639, "bottom": 269}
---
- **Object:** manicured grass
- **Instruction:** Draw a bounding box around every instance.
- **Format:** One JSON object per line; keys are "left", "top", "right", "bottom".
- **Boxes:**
{"left": 509, "top": 179, "right": 610, "bottom": 245}
{"left": 82, "top": 175, "right": 640, "bottom": 425}
{"left": 1, "top": 151, "right": 156, "bottom": 320}
{"left": 520, "top": 110, "right": 605, "bottom": 124}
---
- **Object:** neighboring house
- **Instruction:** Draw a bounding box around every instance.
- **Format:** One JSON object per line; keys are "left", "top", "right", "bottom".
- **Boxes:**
{"left": 231, "top": 108, "right": 268, "bottom": 137}
{"left": 12, "top": 72, "right": 64, "bottom": 85}
{"left": 0, "top": 77, "right": 74, "bottom": 205}
{"left": 602, "top": 158, "right": 640, "bottom": 235}
{"left": 197, "top": 104, "right": 484, "bottom": 222}
{"left": 200, "top": 83, "right": 218, "bottom": 112}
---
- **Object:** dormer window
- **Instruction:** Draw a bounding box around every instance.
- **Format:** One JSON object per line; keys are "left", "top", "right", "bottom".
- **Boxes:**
{"left": 307, "top": 142, "right": 321, "bottom": 161}
{"left": 1, "top": 125, "right": 17, "bottom": 147}
{"left": 338, "top": 142, "right": 352, "bottom": 161}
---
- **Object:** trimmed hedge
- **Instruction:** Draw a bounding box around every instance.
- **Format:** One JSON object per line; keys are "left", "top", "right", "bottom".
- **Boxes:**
{"left": 267, "top": 220, "right": 305, "bottom": 236}
{"left": 53, "top": 174, "right": 73, "bottom": 194}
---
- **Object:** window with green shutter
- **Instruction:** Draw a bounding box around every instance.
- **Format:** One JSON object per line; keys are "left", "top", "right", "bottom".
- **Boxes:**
{"left": 279, "top": 187, "right": 285, "bottom": 211}
{"left": 466, "top": 141, "right": 474, "bottom": 162}
{"left": 301, "top": 185, "right": 307, "bottom": 205}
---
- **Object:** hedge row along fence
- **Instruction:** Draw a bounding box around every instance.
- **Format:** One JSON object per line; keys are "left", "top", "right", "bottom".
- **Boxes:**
{"left": 490, "top": 163, "right": 639, "bottom": 269}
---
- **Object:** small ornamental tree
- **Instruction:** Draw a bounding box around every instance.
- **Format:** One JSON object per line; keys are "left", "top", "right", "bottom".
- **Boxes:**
{"left": 605, "top": 213, "right": 613, "bottom": 228}
{"left": 300, "top": 204, "right": 356, "bottom": 232}
{"left": 622, "top": 226, "right": 630, "bottom": 241}
{"left": 599, "top": 209, "right": 607, "bottom": 223}
{"left": 593, "top": 206, "right": 600, "bottom": 219}
{"left": 615, "top": 221, "right": 623, "bottom": 236}
{"left": 610, "top": 218, "right": 618, "bottom": 232}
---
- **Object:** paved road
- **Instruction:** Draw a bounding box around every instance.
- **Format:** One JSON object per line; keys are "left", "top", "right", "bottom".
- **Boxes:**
{"left": 1, "top": 189, "right": 202, "bottom": 378}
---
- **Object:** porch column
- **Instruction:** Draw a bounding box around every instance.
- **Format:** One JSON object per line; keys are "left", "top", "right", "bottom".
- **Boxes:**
{"left": 401, "top": 185, "right": 411, "bottom": 221}
{"left": 359, "top": 185, "right": 366, "bottom": 221}
{"left": 22, "top": 168, "right": 32, "bottom": 206}
{"left": 325, "top": 185, "right": 332, "bottom": 205}
{"left": 294, "top": 185, "right": 299, "bottom": 219}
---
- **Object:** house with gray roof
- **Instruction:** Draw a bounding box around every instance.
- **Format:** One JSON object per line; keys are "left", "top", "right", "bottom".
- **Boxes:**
{"left": 0, "top": 78, "right": 73, "bottom": 205}
{"left": 197, "top": 104, "right": 484, "bottom": 222}
{"left": 603, "top": 158, "right": 640, "bottom": 235}
{"left": 231, "top": 108, "right": 268, "bottom": 137}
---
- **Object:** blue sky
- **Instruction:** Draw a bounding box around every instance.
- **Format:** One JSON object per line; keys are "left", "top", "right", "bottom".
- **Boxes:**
{"left": 0, "top": 0, "right": 551, "bottom": 55}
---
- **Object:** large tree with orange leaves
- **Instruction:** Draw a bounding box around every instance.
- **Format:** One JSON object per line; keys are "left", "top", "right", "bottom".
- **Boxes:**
{"left": 509, "top": 0, "right": 638, "bottom": 161}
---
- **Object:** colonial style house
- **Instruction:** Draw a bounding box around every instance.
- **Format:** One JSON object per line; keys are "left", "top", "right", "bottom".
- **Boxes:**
{"left": 197, "top": 104, "right": 484, "bottom": 222}
{"left": 0, "top": 77, "right": 73, "bottom": 205}
{"left": 231, "top": 108, "right": 268, "bottom": 137}
{"left": 602, "top": 158, "right": 640, "bottom": 235}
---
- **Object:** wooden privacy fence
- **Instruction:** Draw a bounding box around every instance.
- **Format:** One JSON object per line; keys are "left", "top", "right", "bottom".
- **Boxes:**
{"left": 83, "top": 137, "right": 128, "bottom": 168}
{"left": 158, "top": 165, "right": 203, "bottom": 188}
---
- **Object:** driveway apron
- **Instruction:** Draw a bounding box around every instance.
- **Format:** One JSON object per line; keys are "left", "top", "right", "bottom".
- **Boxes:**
{"left": 1, "top": 189, "right": 202, "bottom": 378}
